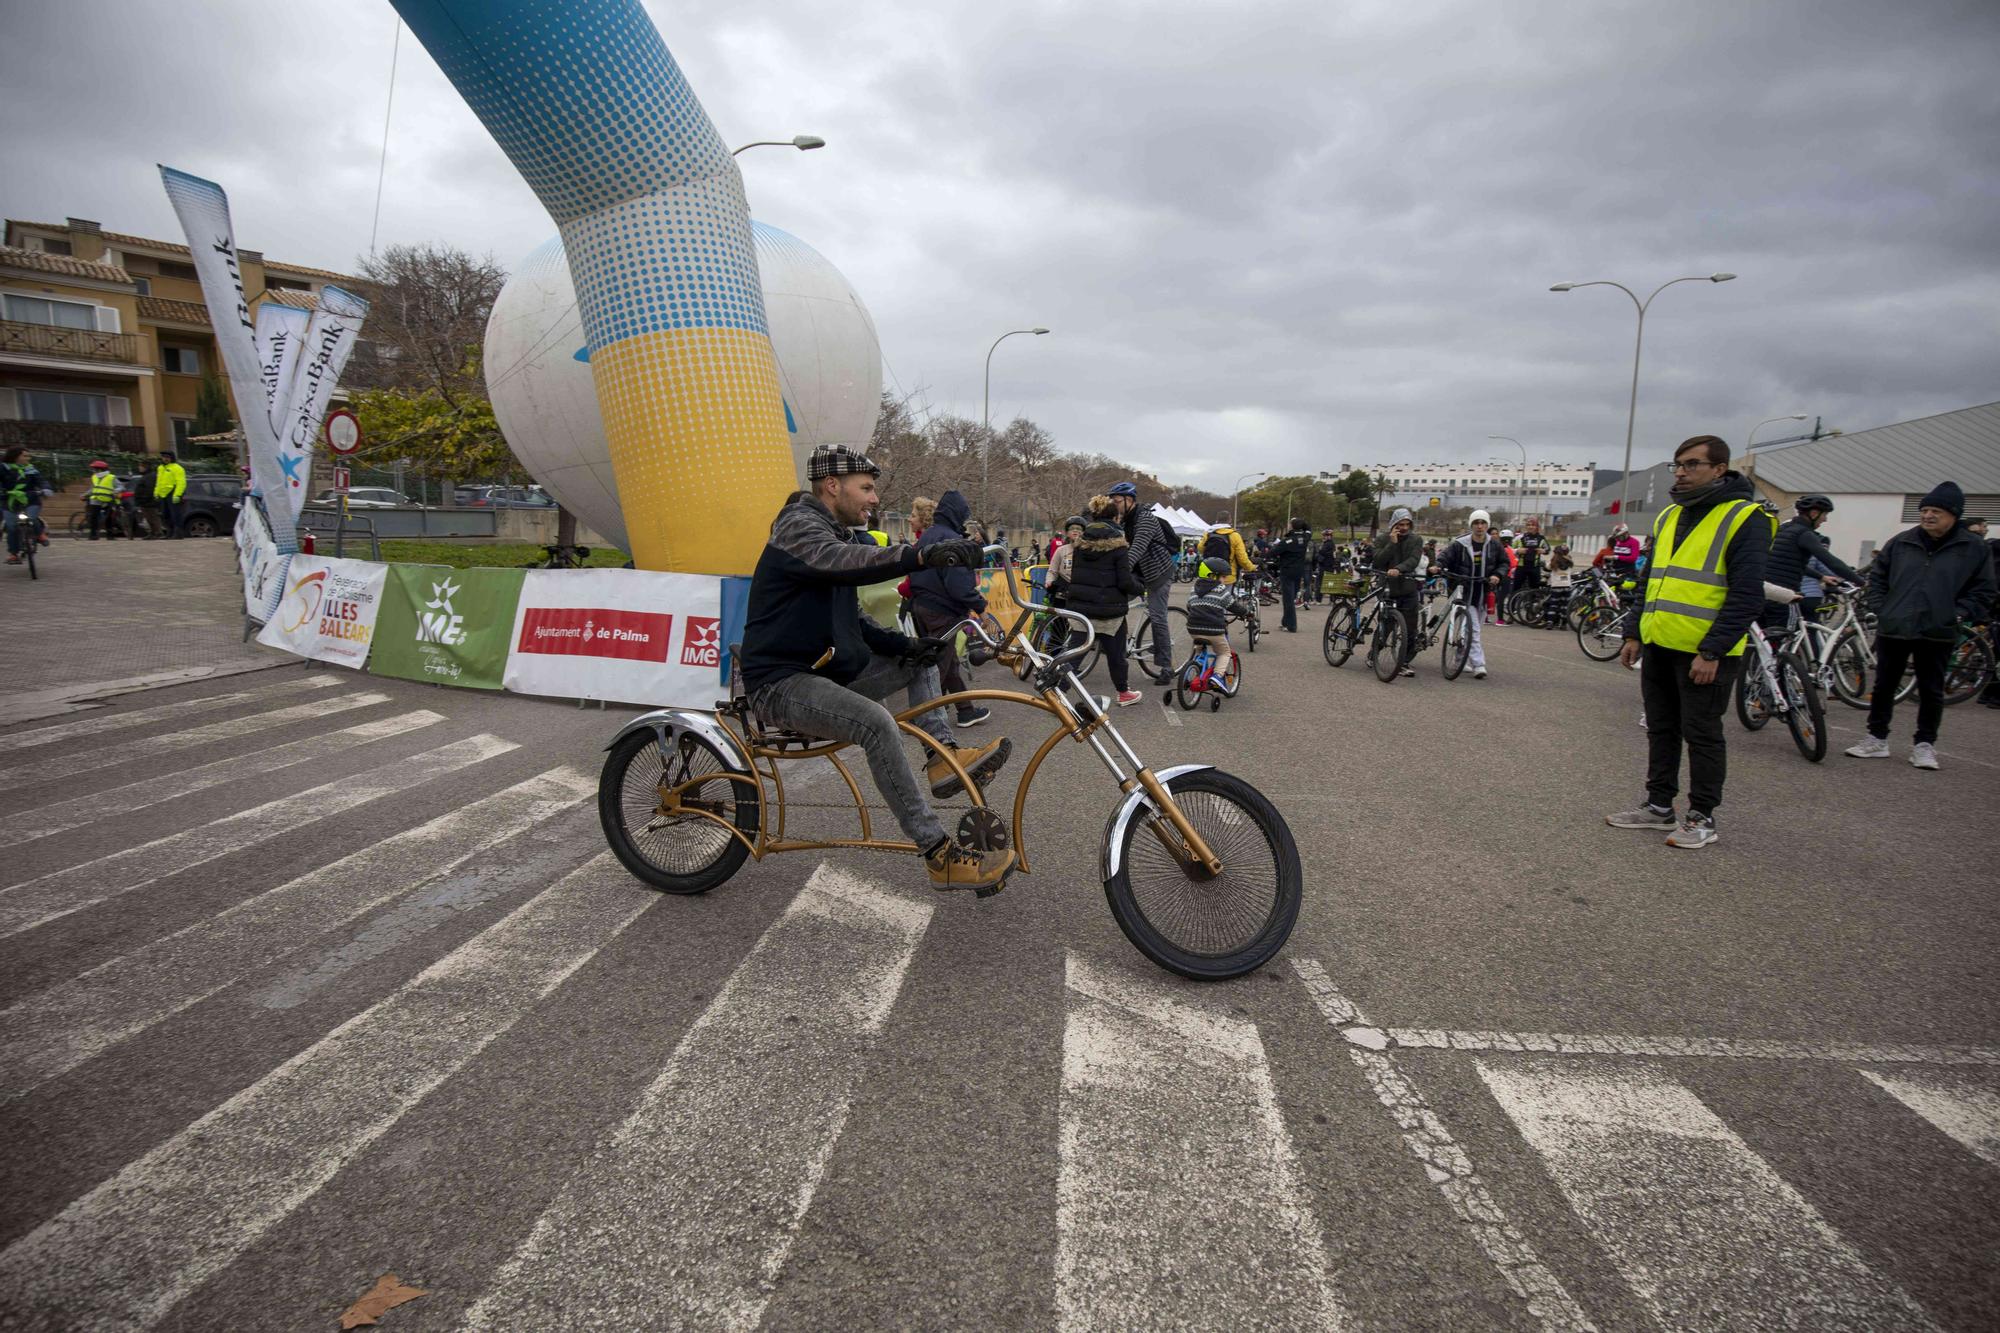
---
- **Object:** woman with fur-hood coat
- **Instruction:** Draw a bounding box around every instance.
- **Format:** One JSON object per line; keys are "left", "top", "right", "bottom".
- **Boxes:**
{"left": 1063, "top": 496, "right": 1145, "bottom": 704}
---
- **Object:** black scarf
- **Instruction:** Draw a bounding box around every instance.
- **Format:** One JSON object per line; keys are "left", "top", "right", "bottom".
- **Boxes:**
{"left": 1669, "top": 474, "right": 1731, "bottom": 508}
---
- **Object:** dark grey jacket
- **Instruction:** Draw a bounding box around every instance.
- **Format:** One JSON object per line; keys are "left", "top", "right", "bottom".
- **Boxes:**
{"left": 741, "top": 495, "right": 919, "bottom": 694}
{"left": 1866, "top": 522, "right": 1996, "bottom": 641}
{"left": 1123, "top": 506, "right": 1176, "bottom": 588}
{"left": 1766, "top": 517, "right": 1857, "bottom": 592}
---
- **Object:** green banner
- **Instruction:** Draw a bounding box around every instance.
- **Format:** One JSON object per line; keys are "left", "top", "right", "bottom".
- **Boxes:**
{"left": 370, "top": 564, "right": 525, "bottom": 690}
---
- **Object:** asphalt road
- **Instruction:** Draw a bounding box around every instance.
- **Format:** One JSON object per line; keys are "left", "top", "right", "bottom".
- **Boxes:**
{"left": 1, "top": 595, "right": 1995, "bottom": 1331}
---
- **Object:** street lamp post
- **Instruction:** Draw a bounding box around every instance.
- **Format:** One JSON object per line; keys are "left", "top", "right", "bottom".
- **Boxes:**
{"left": 982, "top": 326, "right": 1050, "bottom": 512}
{"left": 1231, "top": 471, "right": 1267, "bottom": 529}
{"left": 1487, "top": 434, "right": 1527, "bottom": 522}
{"left": 1742, "top": 413, "right": 1808, "bottom": 485}
{"left": 1550, "top": 272, "right": 1736, "bottom": 518}
{"left": 730, "top": 135, "right": 826, "bottom": 155}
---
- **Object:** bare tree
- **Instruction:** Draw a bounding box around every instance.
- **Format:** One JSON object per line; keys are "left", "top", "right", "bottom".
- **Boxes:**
{"left": 347, "top": 243, "right": 507, "bottom": 404}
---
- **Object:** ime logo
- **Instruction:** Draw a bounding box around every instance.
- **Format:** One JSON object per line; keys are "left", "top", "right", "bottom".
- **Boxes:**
{"left": 417, "top": 577, "right": 465, "bottom": 645}
{"left": 681, "top": 615, "right": 721, "bottom": 667}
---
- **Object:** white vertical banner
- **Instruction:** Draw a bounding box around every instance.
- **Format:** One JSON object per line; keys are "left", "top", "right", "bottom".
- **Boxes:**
{"left": 158, "top": 166, "right": 289, "bottom": 545}
{"left": 254, "top": 302, "right": 310, "bottom": 438}
{"left": 271, "top": 284, "right": 368, "bottom": 536}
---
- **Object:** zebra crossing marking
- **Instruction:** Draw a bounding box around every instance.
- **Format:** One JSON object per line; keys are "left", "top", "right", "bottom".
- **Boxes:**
{"left": 0, "top": 766, "right": 594, "bottom": 1102}
{"left": 1058, "top": 952, "right": 1346, "bottom": 1331}
{"left": 463, "top": 863, "right": 934, "bottom": 1331}
{"left": 0, "top": 689, "right": 391, "bottom": 784}
{"left": 1478, "top": 1058, "right": 1940, "bottom": 1332}
{"left": 0, "top": 853, "right": 655, "bottom": 1331}
{"left": 1857, "top": 1067, "right": 2000, "bottom": 1167}
{"left": 0, "top": 709, "right": 445, "bottom": 851}
{"left": 0, "top": 674, "right": 340, "bottom": 752}
{"left": 1293, "top": 959, "right": 1593, "bottom": 1332}
{"left": 1373, "top": 1027, "right": 2000, "bottom": 1066}
{"left": 0, "top": 733, "right": 516, "bottom": 938}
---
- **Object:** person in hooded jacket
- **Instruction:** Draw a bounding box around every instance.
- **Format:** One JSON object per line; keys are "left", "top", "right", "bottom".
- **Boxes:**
{"left": 1370, "top": 508, "right": 1423, "bottom": 677}
{"left": 910, "top": 490, "right": 993, "bottom": 727}
{"left": 1609, "top": 435, "right": 1773, "bottom": 849}
{"left": 1844, "top": 482, "right": 1995, "bottom": 768}
{"left": 1436, "top": 510, "right": 1506, "bottom": 678}
{"left": 1067, "top": 496, "right": 1146, "bottom": 705}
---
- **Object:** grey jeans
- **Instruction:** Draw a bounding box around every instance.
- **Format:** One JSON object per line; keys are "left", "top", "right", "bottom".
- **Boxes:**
{"left": 751, "top": 653, "right": 954, "bottom": 850}
{"left": 1144, "top": 580, "right": 1174, "bottom": 672}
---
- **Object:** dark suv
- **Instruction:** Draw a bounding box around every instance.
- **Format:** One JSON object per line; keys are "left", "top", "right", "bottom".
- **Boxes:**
{"left": 175, "top": 473, "right": 245, "bottom": 538}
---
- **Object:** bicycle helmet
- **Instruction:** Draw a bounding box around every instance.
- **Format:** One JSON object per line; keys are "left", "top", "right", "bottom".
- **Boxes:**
{"left": 1064, "top": 514, "right": 1086, "bottom": 532}
{"left": 89, "top": 459, "right": 110, "bottom": 470}
{"left": 1107, "top": 481, "right": 1138, "bottom": 498}
{"left": 1499, "top": 528, "right": 1514, "bottom": 539}
{"left": 1795, "top": 494, "right": 1834, "bottom": 514}
{"left": 1610, "top": 522, "right": 1629, "bottom": 538}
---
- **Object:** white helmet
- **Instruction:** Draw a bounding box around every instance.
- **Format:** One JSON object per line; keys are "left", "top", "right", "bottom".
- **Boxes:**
{"left": 1499, "top": 528, "right": 1515, "bottom": 538}
{"left": 1469, "top": 509, "right": 1490, "bottom": 525}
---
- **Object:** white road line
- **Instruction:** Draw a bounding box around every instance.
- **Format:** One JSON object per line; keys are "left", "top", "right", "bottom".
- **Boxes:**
{"left": 0, "top": 710, "right": 445, "bottom": 851}
{"left": 1857, "top": 1067, "right": 2000, "bottom": 1167}
{"left": 1058, "top": 952, "right": 1345, "bottom": 1332}
{"left": 1478, "top": 1058, "right": 1938, "bottom": 1332}
{"left": 0, "top": 853, "right": 654, "bottom": 1332}
{"left": 1159, "top": 702, "right": 1183, "bottom": 727}
{"left": 462, "top": 863, "right": 933, "bottom": 1331}
{"left": 0, "top": 674, "right": 340, "bottom": 752}
{"left": 0, "top": 766, "right": 593, "bottom": 1102}
{"left": 0, "top": 690, "right": 389, "bottom": 784}
{"left": 1292, "top": 960, "right": 1593, "bottom": 1332}
{"left": 0, "top": 733, "right": 516, "bottom": 938}
{"left": 1380, "top": 1027, "right": 2000, "bottom": 1066}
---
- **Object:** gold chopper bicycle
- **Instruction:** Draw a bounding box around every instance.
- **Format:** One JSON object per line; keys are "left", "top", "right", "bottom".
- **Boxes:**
{"left": 597, "top": 546, "right": 1303, "bottom": 980}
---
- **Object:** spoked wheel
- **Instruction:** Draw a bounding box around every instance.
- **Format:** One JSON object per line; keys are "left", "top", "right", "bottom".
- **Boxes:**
{"left": 1034, "top": 617, "right": 1100, "bottom": 680}
{"left": 1322, "top": 598, "right": 1357, "bottom": 667}
{"left": 1827, "top": 629, "right": 1871, "bottom": 709}
{"left": 1175, "top": 660, "right": 1205, "bottom": 711}
{"left": 1779, "top": 652, "right": 1826, "bottom": 761}
{"left": 1440, "top": 606, "right": 1470, "bottom": 679}
{"left": 1575, "top": 605, "right": 1624, "bottom": 661}
{"left": 1245, "top": 616, "right": 1260, "bottom": 652}
{"left": 1130, "top": 607, "right": 1186, "bottom": 681}
{"left": 1943, "top": 633, "right": 1994, "bottom": 706}
{"left": 1372, "top": 610, "right": 1404, "bottom": 682}
{"left": 1735, "top": 665, "right": 1774, "bottom": 731}
{"left": 1103, "top": 768, "right": 1302, "bottom": 980}
{"left": 599, "top": 729, "right": 759, "bottom": 893}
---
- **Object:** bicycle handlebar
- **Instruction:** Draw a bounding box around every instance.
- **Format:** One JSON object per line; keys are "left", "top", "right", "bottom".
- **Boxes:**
{"left": 955, "top": 544, "right": 1099, "bottom": 671}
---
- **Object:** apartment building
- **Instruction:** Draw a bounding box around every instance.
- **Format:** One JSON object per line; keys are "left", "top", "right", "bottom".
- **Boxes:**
{"left": 1334, "top": 460, "right": 1598, "bottom": 519}
{"left": 0, "top": 215, "right": 361, "bottom": 457}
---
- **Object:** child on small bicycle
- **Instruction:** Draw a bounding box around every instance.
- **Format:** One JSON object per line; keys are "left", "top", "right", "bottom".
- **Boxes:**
{"left": 1184, "top": 576, "right": 1240, "bottom": 694}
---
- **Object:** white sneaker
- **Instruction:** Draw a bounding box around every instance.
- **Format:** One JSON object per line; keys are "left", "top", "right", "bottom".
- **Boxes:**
{"left": 1472, "top": 667, "right": 1487, "bottom": 679}
{"left": 1638, "top": 710, "right": 1647, "bottom": 729}
{"left": 1910, "top": 742, "right": 1940, "bottom": 770}
{"left": 1844, "top": 735, "right": 1891, "bottom": 759}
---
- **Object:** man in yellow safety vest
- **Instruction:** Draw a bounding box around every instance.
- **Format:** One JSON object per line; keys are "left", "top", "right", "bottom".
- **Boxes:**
{"left": 85, "top": 459, "right": 123, "bottom": 541}
{"left": 154, "top": 450, "right": 189, "bottom": 539}
{"left": 1606, "top": 434, "right": 1773, "bottom": 849}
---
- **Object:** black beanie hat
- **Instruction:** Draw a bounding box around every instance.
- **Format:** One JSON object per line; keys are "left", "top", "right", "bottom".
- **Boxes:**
{"left": 1919, "top": 481, "right": 1965, "bottom": 518}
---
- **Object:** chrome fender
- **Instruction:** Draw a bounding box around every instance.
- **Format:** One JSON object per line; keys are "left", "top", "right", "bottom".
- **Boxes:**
{"left": 1100, "top": 765, "right": 1215, "bottom": 881}
{"left": 603, "top": 707, "right": 753, "bottom": 774}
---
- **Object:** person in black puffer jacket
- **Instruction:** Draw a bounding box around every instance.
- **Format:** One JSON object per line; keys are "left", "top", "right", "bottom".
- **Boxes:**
{"left": 1067, "top": 496, "right": 1145, "bottom": 705}
{"left": 908, "top": 490, "right": 990, "bottom": 726}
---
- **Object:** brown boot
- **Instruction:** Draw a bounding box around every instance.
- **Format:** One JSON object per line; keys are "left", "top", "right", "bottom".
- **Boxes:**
{"left": 926, "top": 736, "right": 1012, "bottom": 798}
{"left": 925, "top": 838, "right": 1015, "bottom": 891}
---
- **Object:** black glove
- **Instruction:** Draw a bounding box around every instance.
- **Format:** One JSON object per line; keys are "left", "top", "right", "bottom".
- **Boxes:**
{"left": 922, "top": 539, "right": 986, "bottom": 570}
{"left": 900, "top": 635, "right": 950, "bottom": 669}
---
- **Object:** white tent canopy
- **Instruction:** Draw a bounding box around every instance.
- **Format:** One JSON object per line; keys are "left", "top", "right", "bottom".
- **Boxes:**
{"left": 1149, "top": 503, "right": 1212, "bottom": 536}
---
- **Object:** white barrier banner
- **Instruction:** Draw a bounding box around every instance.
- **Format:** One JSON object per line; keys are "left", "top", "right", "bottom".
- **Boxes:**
{"left": 504, "top": 569, "right": 723, "bottom": 706}
{"left": 275, "top": 285, "right": 369, "bottom": 534}
{"left": 256, "top": 555, "right": 386, "bottom": 668}
{"left": 254, "top": 302, "right": 310, "bottom": 438}
{"left": 237, "top": 499, "right": 286, "bottom": 621}
{"left": 159, "top": 167, "right": 290, "bottom": 546}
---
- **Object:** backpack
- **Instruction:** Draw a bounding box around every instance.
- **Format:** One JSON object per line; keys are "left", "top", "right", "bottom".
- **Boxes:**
{"left": 1202, "top": 529, "right": 1232, "bottom": 562}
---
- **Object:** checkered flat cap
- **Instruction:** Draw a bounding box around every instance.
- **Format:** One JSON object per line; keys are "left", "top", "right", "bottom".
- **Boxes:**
{"left": 806, "top": 444, "right": 881, "bottom": 481}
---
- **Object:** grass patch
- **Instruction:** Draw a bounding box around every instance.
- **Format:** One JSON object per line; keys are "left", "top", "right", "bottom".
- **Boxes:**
{"left": 377, "top": 540, "right": 631, "bottom": 570}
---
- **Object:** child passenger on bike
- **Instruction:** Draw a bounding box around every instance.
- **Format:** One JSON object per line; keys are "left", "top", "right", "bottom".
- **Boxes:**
{"left": 1184, "top": 576, "right": 1240, "bottom": 690}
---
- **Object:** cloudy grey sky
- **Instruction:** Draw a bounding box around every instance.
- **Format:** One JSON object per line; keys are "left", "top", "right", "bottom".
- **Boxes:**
{"left": 4, "top": 0, "right": 1995, "bottom": 491}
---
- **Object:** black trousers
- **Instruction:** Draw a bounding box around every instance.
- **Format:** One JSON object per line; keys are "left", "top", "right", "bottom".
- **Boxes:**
{"left": 1279, "top": 571, "right": 1302, "bottom": 630}
{"left": 1641, "top": 644, "right": 1741, "bottom": 816}
{"left": 1096, "top": 624, "right": 1130, "bottom": 692}
{"left": 1867, "top": 635, "right": 1949, "bottom": 744}
{"left": 1389, "top": 591, "right": 1420, "bottom": 667}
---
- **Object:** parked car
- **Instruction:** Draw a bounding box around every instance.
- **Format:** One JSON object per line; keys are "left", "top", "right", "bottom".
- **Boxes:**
{"left": 175, "top": 473, "right": 246, "bottom": 537}
{"left": 455, "top": 484, "right": 555, "bottom": 508}
{"left": 314, "top": 487, "right": 410, "bottom": 509}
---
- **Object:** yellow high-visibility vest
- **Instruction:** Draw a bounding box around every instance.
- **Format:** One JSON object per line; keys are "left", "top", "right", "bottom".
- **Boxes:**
{"left": 1639, "top": 499, "right": 1768, "bottom": 655}
{"left": 88, "top": 471, "right": 118, "bottom": 503}
{"left": 866, "top": 529, "right": 888, "bottom": 546}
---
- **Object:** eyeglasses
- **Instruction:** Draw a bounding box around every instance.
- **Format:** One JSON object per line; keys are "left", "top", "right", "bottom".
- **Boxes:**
{"left": 1667, "top": 458, "right": 1716, "bottom": 473}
